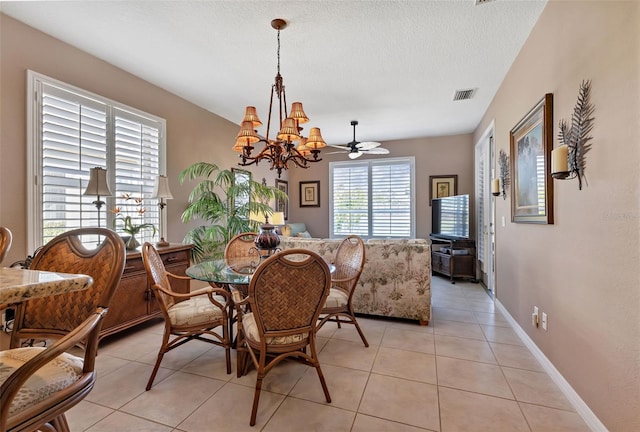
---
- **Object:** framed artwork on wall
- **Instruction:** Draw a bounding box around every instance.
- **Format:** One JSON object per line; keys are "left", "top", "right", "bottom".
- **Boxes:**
{"left": 275, "top": 179, "right": 288, "bottom": 220}
{"left": 510, "top": 93, "right": 554, "bottom": 224}
{"left": 299, "top": 181, "right": 320, "bottom": 207}
{"left": 429, "top": 175, "right": 458, "bottom": 205}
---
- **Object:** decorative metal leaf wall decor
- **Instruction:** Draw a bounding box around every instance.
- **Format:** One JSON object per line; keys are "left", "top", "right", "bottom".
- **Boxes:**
{"left": 498, "top": 149, "right": 510, "bottom": 199}
{"left": 558, "top": 80, "right": 595, "bottom": 190}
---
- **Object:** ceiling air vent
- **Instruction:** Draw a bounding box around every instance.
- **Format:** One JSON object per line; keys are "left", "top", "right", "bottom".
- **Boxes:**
{"left": 453, "top": 88, "right": 477, "bottom": 101}
{"left": 475, "top": 0, "right": 496, "bottom": 5}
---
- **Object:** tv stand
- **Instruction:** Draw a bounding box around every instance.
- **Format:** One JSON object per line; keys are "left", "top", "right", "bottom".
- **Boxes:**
{"left": 430, "top": 235, "right": 477, "bottom": 284}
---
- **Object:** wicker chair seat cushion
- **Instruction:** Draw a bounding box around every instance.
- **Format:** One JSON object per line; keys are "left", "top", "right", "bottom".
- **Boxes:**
{"left": 168, "top": 295, "right": 226, "bottom": 326}
{"left": 324, "top": 288, "right": 349, "bottom": 308}
{"left": 242, "top": 312, "right": 308, "bottom": 345}
{"left": 0, "top": 347, "right": 83, "bottom": 416}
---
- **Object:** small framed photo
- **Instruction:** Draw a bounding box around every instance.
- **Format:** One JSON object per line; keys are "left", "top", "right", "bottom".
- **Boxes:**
{"left": 429, "top": 175, "right": 458, "bottom": 205}
{"left": 299, "top": 181, "right": 320, "bottom": 207}
{"left": 510, "top": 93, "right": 554, "bottom": 224}
{"left": 275, "top": 179, "right": 288, "bottom": 220}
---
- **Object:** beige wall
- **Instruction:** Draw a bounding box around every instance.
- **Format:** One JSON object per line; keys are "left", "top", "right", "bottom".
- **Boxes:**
{"left": 288, "top": 134, "right": 475, "bottom": 239}
{"left": 0, "top": 14, "right": 284, "bottom": 265}
{"left": 474, "top": 1, "right": 639, "bottom": 429}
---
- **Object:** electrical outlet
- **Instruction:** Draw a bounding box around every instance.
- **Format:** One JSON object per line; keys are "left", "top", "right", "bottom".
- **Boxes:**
{"left": 541, "top": 312, "right": 548, "bottom": 331}
{"left": 532, "top": 306, "right": 539, "bottom": 327}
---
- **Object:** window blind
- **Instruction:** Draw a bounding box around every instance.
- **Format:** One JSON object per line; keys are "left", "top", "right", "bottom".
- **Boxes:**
{"left": 330, "top": 157, "right": 414, "bottom": 238}
{"left": 29, "top": 72, "right": 165, "bottom": 249}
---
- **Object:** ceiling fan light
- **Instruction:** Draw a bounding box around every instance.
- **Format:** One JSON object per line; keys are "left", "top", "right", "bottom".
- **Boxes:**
{"left": 289, "top": 102, "right": 309, "bottom": 124}
{"left": 306, "top": 127, "right": 327, "bottom": 149}
{"left": 277, "top": 117, "right": 300, "bottom": 141}
{"left": 242, "top": 106, "right": 263, "bottom": 127}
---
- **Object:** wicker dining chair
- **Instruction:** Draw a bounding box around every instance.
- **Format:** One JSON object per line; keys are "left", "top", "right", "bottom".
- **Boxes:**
{"left": 0, "top": 308, "right": 107, "bottom": 432}
{"left": 317, "top": 235, "right": 369, "bottom": 347}
{"left": 0, "top": 226, "right": 12, "bottom": 265}
{"left": 142, "top": 242, "right": 231, "bottom": 391}
{"left": 224, "top": 232, "right": 259, "bottom": 274}
{"left": 10, "top": 228, "right": 126, "bottom": 349}
{"left": 233, "top": 249, "right": 332, "bottom": 426}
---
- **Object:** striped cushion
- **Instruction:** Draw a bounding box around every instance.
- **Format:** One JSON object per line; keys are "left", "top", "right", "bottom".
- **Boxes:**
{"left": 0, "top": 347, "right": 83, "bottom": 416}
{"left": 242, "top": 312, "right": 308, "bottom": 345}
{"left": 324, "top": 288, "right": 348, "bottom": 308}
{"left": 168, "top": 295, "right": 226, "bottom": 326}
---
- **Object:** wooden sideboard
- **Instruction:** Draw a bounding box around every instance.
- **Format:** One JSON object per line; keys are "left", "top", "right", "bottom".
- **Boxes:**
{"left": 99, "top": 243, "right": 192, "bottom": 341}
{"left": 430, "top": 236, "right": 477, "bottom": 284}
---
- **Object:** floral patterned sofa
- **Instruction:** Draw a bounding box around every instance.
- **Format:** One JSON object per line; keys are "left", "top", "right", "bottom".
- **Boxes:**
{"left": 279, "top": 237, "right": 431, "bottom": 325}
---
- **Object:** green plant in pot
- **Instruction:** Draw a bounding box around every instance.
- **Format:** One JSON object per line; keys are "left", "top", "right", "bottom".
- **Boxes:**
{"left": 179, "top": 162, "right": 286, "bottom": 263}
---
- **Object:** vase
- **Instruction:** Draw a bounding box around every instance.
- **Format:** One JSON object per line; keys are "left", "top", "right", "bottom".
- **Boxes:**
{"left": 125, "top": 234, "right": 140, "bottom": 250}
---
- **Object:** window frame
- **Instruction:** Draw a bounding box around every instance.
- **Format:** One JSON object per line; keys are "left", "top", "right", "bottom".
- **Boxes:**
{"left": 27, "top": 70, "right": 167, "bottom": 251}
{"left": 329, "top": 156, "right": 416, "bottom": 239}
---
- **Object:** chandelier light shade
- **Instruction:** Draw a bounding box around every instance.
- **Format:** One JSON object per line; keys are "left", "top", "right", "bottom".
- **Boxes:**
{"left": 232, "top": 18, "right": 326, "bottom": 178}
{"left": 83, "top": 166, "right": 112, "bottom": 228}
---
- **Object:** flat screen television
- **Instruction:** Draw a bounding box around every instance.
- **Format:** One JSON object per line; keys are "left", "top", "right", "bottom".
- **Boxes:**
{"left": 431, "top": 194, "right": 470, "bottom": 240}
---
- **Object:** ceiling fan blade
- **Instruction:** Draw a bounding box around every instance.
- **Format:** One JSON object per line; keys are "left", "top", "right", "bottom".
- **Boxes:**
{"left": 364, "top": 147, "right": 390, "bottom": 155}
{"left": 356, "top": 141, "right": 382, "bottom": 150}
{"left": 327, "top": 144, "right": 350, "bottom": 150}
{"left": 326, "top": 150, "right": 347, "bottom": 154}
{"left": 348, "top": 151, "right": 363, "bottom": 159}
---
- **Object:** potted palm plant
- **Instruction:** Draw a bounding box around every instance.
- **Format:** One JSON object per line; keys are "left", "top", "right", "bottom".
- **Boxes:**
{"left": 179, "top": 162, "right": 286, "bottom": 262}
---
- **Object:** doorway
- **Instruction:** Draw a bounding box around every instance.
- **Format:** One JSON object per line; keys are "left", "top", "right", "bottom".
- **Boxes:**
{"left": 474, "top": 122, "right": 496, "bottom": 295}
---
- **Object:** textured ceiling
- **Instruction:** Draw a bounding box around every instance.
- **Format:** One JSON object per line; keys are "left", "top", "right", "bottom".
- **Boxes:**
{"left": 1, "top": 0, "right": 547, "bottom": 145}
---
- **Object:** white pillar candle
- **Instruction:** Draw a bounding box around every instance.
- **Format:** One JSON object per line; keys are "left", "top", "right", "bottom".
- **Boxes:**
{"left": 551, "top": 145, "right": 569, "bottom": 174}
{"left": 491, "top": 178, "right": 500, "bottom": 195}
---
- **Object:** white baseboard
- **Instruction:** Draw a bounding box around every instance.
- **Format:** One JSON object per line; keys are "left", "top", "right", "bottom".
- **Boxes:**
{"left": 494, "top": 299, "right": 608, "bottom": 432}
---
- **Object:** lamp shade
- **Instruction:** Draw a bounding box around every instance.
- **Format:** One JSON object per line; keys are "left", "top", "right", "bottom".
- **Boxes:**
{"left": 242, "top": 106, "right": 263, "bottom": 127}
{"left": 305, "top": 127, "right": 327, "bottom": 149}
{"left": 250, "top": 211, "right": 266, "bottom": 224}
{"left": 271, "top": 212, "right": 285, "bottom": 226}
{"left": 289, "top": 102, "right": 309, "bottom": 124}
{"left": 83, "top": 167, "right": 112, "bottom": 197}
{"left": 277, "top": 118, "right": 300, "bottom": 141}
{"left": 151, "top": 175, "right": 173, "bottom": 200}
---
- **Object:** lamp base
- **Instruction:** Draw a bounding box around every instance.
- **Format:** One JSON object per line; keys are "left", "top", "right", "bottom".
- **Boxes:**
{"left": 156, "top": 237, "right": 170, "bottom": 247}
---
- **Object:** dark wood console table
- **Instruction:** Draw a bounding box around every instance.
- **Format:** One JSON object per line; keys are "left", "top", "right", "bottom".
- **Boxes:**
{"left": 99, "top": 243, "right": 192, "bottom": 341}
{"left": 430, "top": 236, "right": 477, "bottom": 284}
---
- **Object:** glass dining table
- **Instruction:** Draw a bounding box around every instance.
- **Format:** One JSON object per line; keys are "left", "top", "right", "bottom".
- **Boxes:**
{"left": 186, "top": 258, "right": 256, "bottom": 346}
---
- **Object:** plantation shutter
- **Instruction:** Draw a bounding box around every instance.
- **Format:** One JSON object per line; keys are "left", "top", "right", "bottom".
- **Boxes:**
{"left": 40, "top": 83, "right": 108, "bottom": 244}
{"left": 113, "top": 110, "right": 161, "bottom": 244}
{"left": 371, "top": 160, "right": 412, "bottom": 237}
{"left": 332, "top": 163, "right": 369, "bottom": 236}
{"left": 330, "top": 157, "right": 414, "bottom": 238}
{"left": 30, "top": 71, "right": 165, "bottom": 249}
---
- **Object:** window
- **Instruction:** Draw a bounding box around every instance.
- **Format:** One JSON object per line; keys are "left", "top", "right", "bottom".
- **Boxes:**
{"left": 27, "top": 71, "right": 166, "bottom": 250}
{"left": 330, "top": 157, "right": 415, "bottom": 238}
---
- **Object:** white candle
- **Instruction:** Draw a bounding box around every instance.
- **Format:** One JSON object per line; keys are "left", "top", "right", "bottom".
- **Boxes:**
{"left": 551, "top": 145, "right": 569, "bottom": 174}
{"left": 491, "top": 178, "right": 500, "bottom": 195}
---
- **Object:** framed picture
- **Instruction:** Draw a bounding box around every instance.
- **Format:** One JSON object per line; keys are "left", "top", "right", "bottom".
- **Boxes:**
{"left": 299, "top": 181, "right": 320, "bottom": 207}
{"left": 275, "top": 179, "right": 288, "bottom": 220}
{"left": 510, "top": 93, "right": 554, "bottom": 224}
{"left": 429, "top": 175, "right": 458, "bottom": 205}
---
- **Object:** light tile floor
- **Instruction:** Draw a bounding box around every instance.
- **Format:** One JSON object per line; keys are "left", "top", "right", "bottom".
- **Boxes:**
{"left": 7, "top": 276, "right": 591, "bottom": 431}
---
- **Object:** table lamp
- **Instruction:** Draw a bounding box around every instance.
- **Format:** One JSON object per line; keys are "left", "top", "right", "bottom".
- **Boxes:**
{"left": 151, "top": 175, "right": 173, "bottom": 247}
{"left": 83, "top": 167, "right": 112, "bottom": 228}
{"left": 271, "top": 211, "right": 285, "bottom": 234}
{"left": 251, "top": 212, "right": 280, "bottom": 259}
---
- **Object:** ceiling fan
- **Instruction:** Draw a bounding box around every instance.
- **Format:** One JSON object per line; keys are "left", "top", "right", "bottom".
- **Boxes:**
{"left": 327, "top": 120, "right": 390, "bottom": 159}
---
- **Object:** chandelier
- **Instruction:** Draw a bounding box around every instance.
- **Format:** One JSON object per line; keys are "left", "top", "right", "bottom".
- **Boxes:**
{"left": 232, "top": 18, "right": 326, "bottom": 178}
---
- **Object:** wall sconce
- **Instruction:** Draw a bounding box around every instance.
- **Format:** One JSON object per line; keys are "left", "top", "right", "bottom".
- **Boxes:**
{"left": 492, "top": 149, "right": 510, "bottom": 199}
{"left": 151, "top": 175, "right": 173, "bottom": 247}
{"left": 551, "top": 80, "right": 594, "bottom": 190}
{"left": 83, "top": 167, "right": 112, "bottom": 228}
